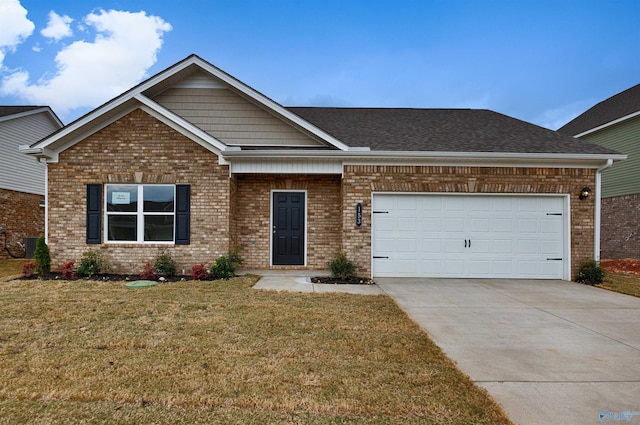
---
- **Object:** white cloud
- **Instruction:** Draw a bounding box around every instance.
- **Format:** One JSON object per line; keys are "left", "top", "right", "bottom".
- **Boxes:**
{"left": 1, "top": 9, "right": 171, "bottom": 116}
{"left": 41, "top": 11, "right": 73, "bottom": 41}
{"left": 0, "top": 0, "right": 34, "bottom": 66}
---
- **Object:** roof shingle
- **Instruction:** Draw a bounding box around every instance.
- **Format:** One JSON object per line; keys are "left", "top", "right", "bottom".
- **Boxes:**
{"left": 289, "top": 107, "right": 618, "bottom": 155}
{"left": 558, "top": 84, "right": 640, "bottom": 136}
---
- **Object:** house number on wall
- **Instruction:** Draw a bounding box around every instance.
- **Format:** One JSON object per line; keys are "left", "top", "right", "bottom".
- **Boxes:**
{"left": 356, "top": 203, "right": 362, "bottom": 227}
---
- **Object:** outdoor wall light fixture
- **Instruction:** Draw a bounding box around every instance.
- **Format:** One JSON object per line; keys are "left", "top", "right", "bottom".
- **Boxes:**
{"left": 579, "top": 187, "right": 592, "bottom": 200}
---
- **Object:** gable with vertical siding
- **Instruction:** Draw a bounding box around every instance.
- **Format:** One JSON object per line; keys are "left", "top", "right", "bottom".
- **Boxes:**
{"left": 153, "top": 72, "right": 326, "bottom": 148}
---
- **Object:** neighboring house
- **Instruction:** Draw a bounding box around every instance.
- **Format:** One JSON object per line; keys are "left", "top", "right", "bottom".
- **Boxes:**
{"left": 0, "top": 106, "right": 62, "bottom": 259}
{"left": 559, "top": 84, "right": 640, "bottom": 259}
{"left": 22, "top": 55, "right": 624, "bottom": 280}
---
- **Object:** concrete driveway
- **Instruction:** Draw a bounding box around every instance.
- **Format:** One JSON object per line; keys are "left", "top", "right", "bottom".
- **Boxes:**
{"left": 376, "top": 278, "right": 640, "bottom": 425}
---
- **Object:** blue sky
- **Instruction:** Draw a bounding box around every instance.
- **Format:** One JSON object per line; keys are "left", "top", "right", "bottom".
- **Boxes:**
{"left": 1, "top": 0, "right": 639, "bottom": 128}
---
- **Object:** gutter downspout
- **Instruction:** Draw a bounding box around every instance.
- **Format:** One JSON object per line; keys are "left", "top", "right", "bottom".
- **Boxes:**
{"left": 594, "top": 159, "right": 613, "bottom": 262}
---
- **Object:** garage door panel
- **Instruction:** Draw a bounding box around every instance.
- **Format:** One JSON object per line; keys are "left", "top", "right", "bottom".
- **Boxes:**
{"left": 445, "top": 217, "right": 465, "bottom": 231}
{"left": 373, "top": 194, "right": 566, "bottom": 279}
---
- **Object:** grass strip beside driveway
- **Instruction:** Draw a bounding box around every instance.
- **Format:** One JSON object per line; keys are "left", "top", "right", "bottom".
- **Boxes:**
{"left": 0, "top": 275, "right": 511, "bottom": 424}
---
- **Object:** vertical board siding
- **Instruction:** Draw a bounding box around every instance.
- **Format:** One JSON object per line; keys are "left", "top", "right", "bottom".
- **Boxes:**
{"left": 582, "top": 116, "right": 640, "bottom": 198}
{"left": 0, "top": 112, "right": 60, "bottom": 194}
{"left": 154, "top": 87, "right": 325, "bottom": 147}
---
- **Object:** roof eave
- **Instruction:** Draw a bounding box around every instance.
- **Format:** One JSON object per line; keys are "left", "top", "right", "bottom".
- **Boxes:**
{"left": 573, "top": 110, "right": 640, "bottom": 137}
{"left": 222, "top": 148, "right": 626, "bottom": 161}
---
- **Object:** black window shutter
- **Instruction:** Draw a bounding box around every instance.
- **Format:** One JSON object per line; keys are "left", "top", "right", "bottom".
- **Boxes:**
{"left": 175, "top": 184, "right": 190, "bottom": 245}
{"left": 86, "top": 184, "right": 102, "bottom": 244}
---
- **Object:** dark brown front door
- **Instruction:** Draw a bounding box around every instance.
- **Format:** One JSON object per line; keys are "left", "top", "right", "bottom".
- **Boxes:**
{"left": 272, "top": 192, "right": 305, "bottom": 265}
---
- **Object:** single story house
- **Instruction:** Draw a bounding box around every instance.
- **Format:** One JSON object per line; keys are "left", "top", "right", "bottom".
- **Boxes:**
{"left": 559, "top": 84, "right": 640, "bottom": 259}
{"left": 23, "top": 55, "right": 625, "bottom": 280}
{"left": 1, "top": 106, "right": 62, "bottom": 259}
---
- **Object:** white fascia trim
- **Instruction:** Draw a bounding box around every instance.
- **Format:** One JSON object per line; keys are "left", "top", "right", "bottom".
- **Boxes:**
{"left": 574, "top": 110, "right": 640, "bottom": 137}
{"left": 134, "top": 94, "right": 228, "bottom": 154}
{"left": 189, "top": 57, "right": 355, "bottom": 152}
{"left": 222, "top": 149, "right": 627, "bottom": 167}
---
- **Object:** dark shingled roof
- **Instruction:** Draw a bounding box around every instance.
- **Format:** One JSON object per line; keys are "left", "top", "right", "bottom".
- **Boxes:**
{"left": 558, "top": 84, "right": 640, "bottom": 136}
{"left": 288, "top": 107, "right": 618, "bottom": 155}
{"left": 0, "top": 106, "right": 43, "bottom": 118}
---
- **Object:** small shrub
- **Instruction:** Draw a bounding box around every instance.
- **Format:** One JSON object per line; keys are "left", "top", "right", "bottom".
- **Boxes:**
{"left": 327, "top": 251, "right": 358, "bottom": 279}
{"left": 191, "top": 263, "right": 209, "bottom": 280}
{"left": 77, "top": 249, "right": 108, "bottom": 278}
{"left": 22, "top": 261, "right": 36, "bottom": 278}
{"left": 61, "top": 261, "right": 77, "bottom": 280}
{"left": 33, "top": 237, "right": 51, "bottom": 275}
{"left": 209, "top": 256, "right": 235, "bottom": 279}
{"left": 153, "top": 250, "right": 176, "bottom": 277}
{"left": 140, "top": 262, "right": 157, "bottom": 280}
{"left": 576, "top": 259, "right": 605, "bottom": 285}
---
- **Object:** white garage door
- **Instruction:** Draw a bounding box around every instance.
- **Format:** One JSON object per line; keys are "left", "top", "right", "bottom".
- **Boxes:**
{"left": 372, "top": 194, "right": 567, "bottom": 279}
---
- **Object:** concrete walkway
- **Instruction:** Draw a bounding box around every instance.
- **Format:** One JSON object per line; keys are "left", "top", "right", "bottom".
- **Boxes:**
{"left": 376, "top": 278, "right": 640, "bottom": 425}
{"left": 242, "top": 269, "right": 384, "bottom": 295}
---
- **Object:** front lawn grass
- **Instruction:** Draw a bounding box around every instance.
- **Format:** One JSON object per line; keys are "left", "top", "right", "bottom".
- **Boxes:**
{"left": 0, "top": 275, "right": 512, "bottom": 424}
{"left": 0, "top": 258, "right": 23, "bottom": 280}
{"left": 599, "top": 272, "right": 640, "bottom": 297}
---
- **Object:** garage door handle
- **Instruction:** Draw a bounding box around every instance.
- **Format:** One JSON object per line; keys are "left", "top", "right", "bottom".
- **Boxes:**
{"left": 465, "top": 240, "right": 467, "bottom": 248}
{"left": 464, "top": 239, "right": 471, "bottom": 248}
{"left": 373, "top": 256, "right": 389, "bottom": 259}
{"left": 546, "top": 258, "right": 562, "bottom": 261}
{"left": 373, "top": 211, "right": 389, "bottom": 214}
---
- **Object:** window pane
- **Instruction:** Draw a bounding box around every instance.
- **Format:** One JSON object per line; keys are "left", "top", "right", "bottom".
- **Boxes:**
{"left": 107, "top": 185, "right": 138, "bottom": 212}
{"left": 108, "top": 215, "right": 137, "bottom": 241}
{"left": 144, "top": 215, "right": 174, "bottom": 241}
{"left": 144, "top": 186, "right": 174, "bottom": 212}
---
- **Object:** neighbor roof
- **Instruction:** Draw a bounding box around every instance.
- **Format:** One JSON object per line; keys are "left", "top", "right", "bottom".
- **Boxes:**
{"left": 289, "top": 107, "right": 619, "bottom": 155}
{"left": 558, "top": 83, "right": 640, "bottom": 136}
{"left": 0, "top": 106, "right": 43, "bottom": 118}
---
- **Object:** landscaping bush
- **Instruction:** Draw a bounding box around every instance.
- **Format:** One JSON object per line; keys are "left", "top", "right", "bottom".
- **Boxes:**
{"left": 153, "top": 250, "right": 176, "bottom": 277}
{"left": 576, "top": 259, "right": 605, "bottom": 285}
{"left": 140, "top": 262, "right": 157, "bottom": 280}
{"left": 209, "top": 256, "right": 235, "bottom": 279}
{"left": 21, "top": 261, "right": 36, "bottom": 278}
{"left": 191, "top": 263, "right": 209, "bottom": 280}
{"left": 33, "top": 237, "right": 51, "bottom": 275}
{"left": 209, "top": 250, "right": 243, "bottom": 280}
{"left": 77, "top": 250, "right": 108, "bottom": 278}
{"left": 61, "top": 261, "right": 77, "bottom": 279}
{"left": 327, "top": 251, "right": 358, "bottom": 279}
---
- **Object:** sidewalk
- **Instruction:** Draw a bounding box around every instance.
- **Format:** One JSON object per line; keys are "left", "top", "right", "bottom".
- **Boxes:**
{"left": 239, "top": 269, "right": 384, "bottom": 295}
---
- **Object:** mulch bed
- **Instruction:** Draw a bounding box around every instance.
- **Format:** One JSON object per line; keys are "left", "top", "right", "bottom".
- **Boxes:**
{"left": 600, "top": 259, "right": 640, "bottom": 276}
{"left": 311, "top": 276, "right": 376, "bottom": 285}
{"left": 18, "top": 273, "right": 226, "bottom": 282}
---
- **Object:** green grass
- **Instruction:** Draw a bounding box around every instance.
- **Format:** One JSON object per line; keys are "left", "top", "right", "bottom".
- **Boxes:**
{"left": 598, "top": 272, "right": 640, "bottom": 297}
{"left": 0, "top": 273, "right": 512, "bottom": 424}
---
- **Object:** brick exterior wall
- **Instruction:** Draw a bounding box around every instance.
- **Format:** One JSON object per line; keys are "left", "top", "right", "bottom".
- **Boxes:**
{"left": 235, "top": 174, "right": 342, "bottom": 270}
{"left": 601, "top": 194, "right": 640, "bottom": 259}
{"left": 0, "top": 188, "right": 44, "bottom": 259}
{"left": 47, "top": 109, "right": 233, "bottom": 273}
{"left": 341, "top": 165, "right": 596, "bottom": 279}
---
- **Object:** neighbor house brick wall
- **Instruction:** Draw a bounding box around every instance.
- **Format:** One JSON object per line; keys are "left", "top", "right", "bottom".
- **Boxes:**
{"left": 600, "top": 194, "right": 640, "bottom": 259}
{"left": 0, "top": 188, "right": 44, "bottom": 259}
{"left": 235, "top": 174, "right": 342, "bottom": 270}
{"left": 342, "top": 165, "right": 596, "bottom": 279}
{"left": 47, "top": 109, "right": 232, "bottom": 273}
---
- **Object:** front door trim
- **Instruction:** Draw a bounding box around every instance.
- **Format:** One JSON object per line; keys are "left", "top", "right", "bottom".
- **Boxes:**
{"left": 270, "top": 190, "right": 307, "bottom": 267}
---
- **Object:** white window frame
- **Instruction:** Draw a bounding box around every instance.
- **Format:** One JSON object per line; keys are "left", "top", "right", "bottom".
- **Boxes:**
{"left": 104, "top": 184, "right": 176, "bottom": 244}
